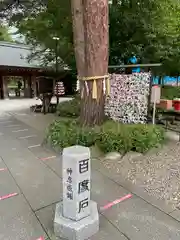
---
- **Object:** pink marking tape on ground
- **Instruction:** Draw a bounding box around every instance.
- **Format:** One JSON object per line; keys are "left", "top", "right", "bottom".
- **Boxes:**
{"left": 0, "top": 168, "right": 7, "bottom": 172}
{"left": 100, "top": 194, "right": 132, "bottom": 211}
{"left": 40, "top": 156, "right": 56, "bottom": 161}
{"left": 0, "top": 192, "right": 18, "bottom": 201}
{"left": 36, "top": 237, "right": 45, "bottom": 240}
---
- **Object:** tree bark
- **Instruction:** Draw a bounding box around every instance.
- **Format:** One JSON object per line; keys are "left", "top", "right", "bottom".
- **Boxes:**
{"left": 71, "top": 0, "right": 85, "bottom": 92}
{"left": 80, "top": 0, "right": 109, "bottom": 126}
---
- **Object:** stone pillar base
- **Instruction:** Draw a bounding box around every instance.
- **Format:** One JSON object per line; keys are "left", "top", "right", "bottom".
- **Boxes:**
{"left": 54, "top": 201, "right": 99, "bottom": 240}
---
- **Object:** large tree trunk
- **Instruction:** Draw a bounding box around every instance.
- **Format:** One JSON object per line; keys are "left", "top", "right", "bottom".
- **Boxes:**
{"left": 80, "top": 0, "right": 109, "bottom": 126}
{"left": 71, "top": 0, "right": 85, "bottom": 89}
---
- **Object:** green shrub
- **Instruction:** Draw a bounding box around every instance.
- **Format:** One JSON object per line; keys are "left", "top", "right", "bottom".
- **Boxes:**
{"left": 128, "top": 124, "right": 165, "bottom": 152}
{"left": 97, "top": 121, "right": 165, "bottom": 154}
{"left": 96, "top": 121, "right": 133, "bottom": 154}
{"left": 161, "top": 86, "right": 180, "bottom": 100}
{"left": 45, "top": 119, "right": 165, "bottom": 154}
{"left": 46, "top": 119, "right": 98, "bottom": 149}
{"left": 56, "top": 96, "right": 80, "bottom": 117}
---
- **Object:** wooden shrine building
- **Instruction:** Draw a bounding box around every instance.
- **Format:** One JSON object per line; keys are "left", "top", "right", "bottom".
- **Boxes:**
{"left": 0, "top": 41, "right": 54, "bottom": 99}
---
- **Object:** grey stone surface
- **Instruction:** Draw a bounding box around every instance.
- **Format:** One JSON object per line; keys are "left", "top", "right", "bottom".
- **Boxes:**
{"left": 0, "top": 193, "right": 46, "bottom": 240}
{"left": 2, "top": 121, "right": 29, "bottom": 130}
{"left": 0, "top": 135, "right": 26, "bottom": 155}
{"left": 121, "top": 151, "right": 143, "bottom": 162}
{"left": 11, "top": 127, "right": 38, "bottom": 139}
{"left": 29, "top": 146, "right": 57, "bottom": 160}
{"left": 165, "top": 131, "right": 180, "bottom": 142}
{"left": 91, "top": 170, "right": 128, "bottom": 209}
{"left": 90, "top": 146, "right": 103, "bottom": 159}
{"left": 36, "top": 203, "right": 56, "bottom": 237}
{"left": 54, "top": 201, "right": 99, "bottom": 240}
{"left": 1, "top": 105, "right": 180, "bottom": 240}
{"left": 95, "top": 155, "right": 174, "bottom": 214}
{"left": 0, "top": 169, "right": 20, "bottom": 196}
{"left": 1, "top": 147, "right": 63, "bottom": 211}
{"left": 42, "top": 156, "right": 62, "bottom": 178}
{"left": 170, "top": 209, "right": 180, "bottom": 222}
{"left": 36, "top": 203, "right": 128, "bottom": 240}
{"left": 0, "top": 119, "right": 19, "bottom": 128}
{"left": 91, "top": 214, "right": 128, "bottom": 240}
{"left": 63, "top": 145, "right": 91, "bottom": 221}
{"left": 13, "top": 164, "right": 62, "bottom": 211}
{"left": 103, "top": 196, "right": 180, "bottom": 240}
{"left": 0, "top": 157, "right": 6, "bottom": 169}
{"left": 104, "top": 152, "right": 122, "bottom": 161}
{"left": 18, "top": 130, "right": 44, "bottom": 148}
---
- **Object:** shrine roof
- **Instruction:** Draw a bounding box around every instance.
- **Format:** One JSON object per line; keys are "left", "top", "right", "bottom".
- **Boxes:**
{"left": 0, "top": 41, "right": 41, "bottom": 69}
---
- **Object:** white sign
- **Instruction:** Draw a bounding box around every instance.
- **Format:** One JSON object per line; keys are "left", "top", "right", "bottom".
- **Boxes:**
{"left": 151, "top": 85, "right": 161, "bottom": 104}
{"left": 62, "top": 145, "right": 91, "bottom": 221}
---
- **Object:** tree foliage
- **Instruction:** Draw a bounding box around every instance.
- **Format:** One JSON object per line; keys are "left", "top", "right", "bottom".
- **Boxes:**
{"left": 8, "top": 0, "right": 74, "bottom": 69}
{"left": 109, "top": 0, "right": 180, "bottom": 75}
{"left": 0, "top": 25, "right": 12, "bottom": 41}
{"left": 5, "top": 0, "right": 180, "bottom": 75}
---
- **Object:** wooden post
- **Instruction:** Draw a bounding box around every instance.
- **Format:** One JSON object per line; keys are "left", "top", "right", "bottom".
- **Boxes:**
{"left": 23, "top": 77, "right": 26, "bottom": 97}
{"left": 31, "top": 75, "right": 37, "bottom": 97}
{"left": 0, "top": 75, "right": 4, "bottom": 99}
{"left": 27, "top": 76, "right": 32, "bottom": 98}
{"left": 2, "top": 76, "right": 9, "bottom": 99}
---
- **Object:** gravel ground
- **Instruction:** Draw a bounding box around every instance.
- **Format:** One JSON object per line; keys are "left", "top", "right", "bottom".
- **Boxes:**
{"left": 100, "top": 142, "right": 180, "bottom": 210}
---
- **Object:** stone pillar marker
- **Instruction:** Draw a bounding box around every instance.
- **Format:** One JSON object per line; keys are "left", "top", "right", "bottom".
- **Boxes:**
{"left": 63, "top": 146, "right": 91, "bottom": 221}
{"left": 54, "top": 145, "right": 99, "bottom": 240}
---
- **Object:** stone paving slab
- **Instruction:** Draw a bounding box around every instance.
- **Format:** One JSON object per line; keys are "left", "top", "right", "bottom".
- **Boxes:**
{"left": 3, "top": 109, "right": 180, "bottom": 239}
{"left": 0, "top": 142, "right": 38, "bottom": 159}
{"left": 0, "top": 117, "right": 16, "bottom": 125}
{"left": 40, "top": 157, "right": 62, "bottom": 179}
{"left": 170, "top": 209, "right": 180, "bottom": 222}
{"left": 0, "top": 157, "right": 6, "bottom": 169}
{"left": 11, "top": 111, "right": 58, "bottom": 134}
{"left": 29, "top": 146, "right": 58, "bottom": 160}
{"left": 91, "top": 215, "right": 128, "bottom": 240}
{"left": 20, "top": 137, "right": 44, "bottom": 149}
{"left": 0, "top": 138, "right": 62, "bottom": 211}
{"left": 91, "top": 170, "right": 129, "bottom": 209}
{"left": 0, "top": 193, "right": 47, "bottom": 240}
{"left": 36, "top": 203, "right": 128, "bottom": 240}
{"left": 0, "top": 119, "right": 41, "bottom": 145}
{"left": 0, "top": 118, "right": 20, "bottom": 128}
{"left": 23, "top": 134, "right": 44, "bottom": 146}
{"left": 0, "top": 135, "right": 25, "bottom": 153}
{"left": 36, "top": 203, "right": 57, "bottom": 239}
{"left": 11, "top": 129, "right": 33, "bottom": 139}
{"left": 0, "top": 169, "right": 20, "bottom": 197}
{"left": 17, "top": 135, "right": 43, "bottom": 148}
{"left": 102, "top": 195, "right": 180, "bottom": 240}
{"left": 1, "top": 122, "right": 30, "bottom": 133}
{"left": 2, "top": 153, "right": 63, "bottom": 211}
{"left": 32, "top": 156, "right": 129, "bottom": 208}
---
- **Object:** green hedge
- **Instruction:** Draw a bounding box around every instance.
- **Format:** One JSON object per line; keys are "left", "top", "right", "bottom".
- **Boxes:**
{"left": 161, "top": 86, "right": 180, "bottom": 100}
{"left": 45, "top": 119, "right": 165, "bottom": 154}
{"left": 56, "top": 96, "right": 80, "bottom": 117}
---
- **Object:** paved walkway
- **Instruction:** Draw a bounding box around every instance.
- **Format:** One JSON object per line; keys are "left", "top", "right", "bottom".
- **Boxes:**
{"left": 0, "top": 105, "right": 180, "bottom": 239}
